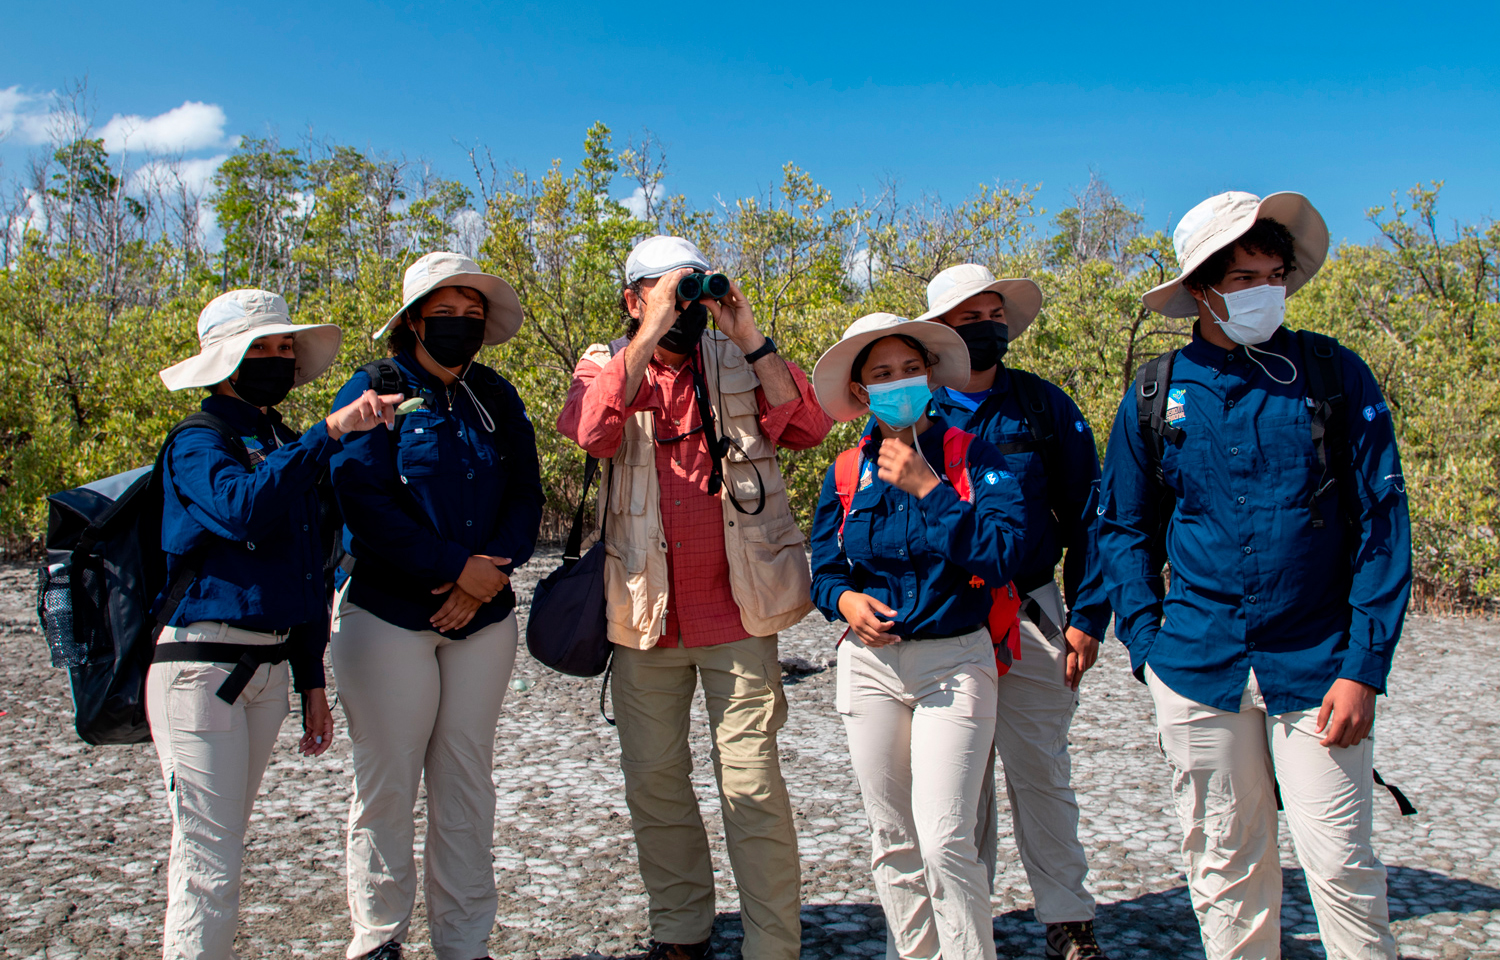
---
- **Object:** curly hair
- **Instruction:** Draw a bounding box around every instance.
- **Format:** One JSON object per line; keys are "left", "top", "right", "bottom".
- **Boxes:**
{"left": 619, "top": 280, "right": 644, "bottom": 340}
{"left": 1183, "top": 217, "right": 1298, "bottom": 292}
{"left": 851, "top": 334, "right": 940, "bottom": 384}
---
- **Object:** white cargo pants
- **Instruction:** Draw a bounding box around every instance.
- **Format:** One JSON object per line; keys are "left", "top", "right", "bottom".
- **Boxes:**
{"left": 837, "top": 628, "right": 998, "bottom": 960}
{"left": 330, "top": 594, "right": 517, "bottom": 960}
{"left": 975, "top": 582, "right": 1096, "bottom": 923}
{"left": 146, "top": 621, "right": 292, "bottom": 960}
{"left": 1147, "top": 666, "right": 1397, "bottom": 960}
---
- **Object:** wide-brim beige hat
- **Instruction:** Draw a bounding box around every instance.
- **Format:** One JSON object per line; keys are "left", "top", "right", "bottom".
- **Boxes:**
{"left": 1144, "top": 191, "right": 1330, "bottom": 318}
{"left": 914, "top": 264, "right": 1044, "bottom": 339}
{"left": 812, "top": 314, "right": 971, "bottom": 422}
{"left": 158, "top": 288, "right": 342, "bottom": 391}
{"left": 373, "top": 251, "right": 524, "bottom": 345}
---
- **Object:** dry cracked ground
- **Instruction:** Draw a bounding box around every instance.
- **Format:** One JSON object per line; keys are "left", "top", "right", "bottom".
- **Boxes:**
{"left": 2, "top": 554, "right": 1498, "bottom": 959}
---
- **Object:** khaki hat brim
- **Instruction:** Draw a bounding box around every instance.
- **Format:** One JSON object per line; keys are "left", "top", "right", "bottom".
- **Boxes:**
{"left": 158, "top": 323, "right": 343, "bottom": 391}
{"left": 812, "top": 319, "right": 971, "bottom": 423}
{"left": 915, "top": 277, "right": 1044, "bottom": 339}
{"left": 372, "top": 272, "right": 524, "bottom": 345}
{"left": 1143, "top": 192, "right": 1330, "bottom": 318}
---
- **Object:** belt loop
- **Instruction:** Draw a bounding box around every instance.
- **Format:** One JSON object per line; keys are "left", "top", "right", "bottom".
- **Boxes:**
{"left": 215, "top": 620, "right": 229, "bottom": 643}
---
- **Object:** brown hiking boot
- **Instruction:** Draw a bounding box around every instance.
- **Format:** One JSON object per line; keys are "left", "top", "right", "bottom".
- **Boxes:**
{"left": 1045, "top": 920, "right": 1110, "bottom": 959}
{"left": 637, "top": 939, "right": 712, "bottom": 960}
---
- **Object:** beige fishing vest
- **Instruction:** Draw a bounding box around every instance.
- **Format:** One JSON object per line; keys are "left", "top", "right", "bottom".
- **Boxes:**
{"left": 581, "top": 330, "right": 814, "bottom": 650}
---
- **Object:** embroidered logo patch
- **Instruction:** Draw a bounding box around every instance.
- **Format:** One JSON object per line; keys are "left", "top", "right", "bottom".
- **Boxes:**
{"left": 1362, "top": 401, "right": 1389, "bottom": 421}
{"left": 1074, "top": 419, "right": 1085, "bottom": 433}
{"left": 984, "top": 470, "right": 1011, "bottom": 486}
{"left": 858, "top": 462, "right": 874, "bottom": 491}
{"left": 240, "top": 437, "right": 268, "bottom": 468}
{"left": 1166, "top": 387, "right": 1187, "bottom": 425}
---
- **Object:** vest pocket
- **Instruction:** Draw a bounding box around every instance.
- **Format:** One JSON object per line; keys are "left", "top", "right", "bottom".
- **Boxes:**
{"left": 738, "top": 516, "right": 809, "bottom": 619}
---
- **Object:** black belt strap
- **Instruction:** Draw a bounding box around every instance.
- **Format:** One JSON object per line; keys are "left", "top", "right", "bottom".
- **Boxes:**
{"left": 1021, "top": 596, "right": 1063, "bottom": 641}
{"left": 153, "top": 641, "right": 291, "bottom": 704}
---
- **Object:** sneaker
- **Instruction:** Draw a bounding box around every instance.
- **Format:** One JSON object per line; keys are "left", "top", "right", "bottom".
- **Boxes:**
{"left": 363, "top": 944, "right": 402, "bottom": 960}
{"left": 637, "top": 939, "right": 712, "bottom": 960}
{"left": 1045, "top": 920, "right": 1109, "bottom": 959}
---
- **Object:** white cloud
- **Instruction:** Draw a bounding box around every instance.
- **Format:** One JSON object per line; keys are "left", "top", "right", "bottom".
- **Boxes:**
{"left": 620, "top": 182, "right": 661, "bottom": 220}
{"left": 130, "top": 153, "right": 230, "bottom": 196}
{"left": 0, "top": 86, "right": 61, "bottom": 144}
{"left": 450, "top": 208, "right": 486, "bottom": 257}
{"left": 844, "top": 247, "right": 882, "bottom": 290}
{"left": 98, "top": 101, "right": 227, "bottom": 153}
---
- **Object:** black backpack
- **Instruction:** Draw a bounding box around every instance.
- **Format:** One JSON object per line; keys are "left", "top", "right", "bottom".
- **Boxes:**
{"left": 1133, "top": 330, "right": 1360, "bottom": 553}
{"left": 37, "top": 413, "right": 249, "bottom": 745}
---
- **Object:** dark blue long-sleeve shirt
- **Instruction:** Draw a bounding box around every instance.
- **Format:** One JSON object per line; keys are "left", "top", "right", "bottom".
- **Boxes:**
{"left": 1098, "top": 326, "right": 1412, "bottom": 714}
{"left": 329, "top": 352, "right": 543, "bottom": 639}
{"left": 156, "top": 393, "right": 337, "bottom": 691}
{"left": 810, "top": 416, "right": 1033, "bottom": 639}
{"left": 929, "top": 364, "right": 1112, "bottom": 639}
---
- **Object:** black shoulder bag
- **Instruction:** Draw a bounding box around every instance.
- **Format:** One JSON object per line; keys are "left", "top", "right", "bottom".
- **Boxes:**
{"left": 525, "top": 455, "right": 613, "bottom": 679}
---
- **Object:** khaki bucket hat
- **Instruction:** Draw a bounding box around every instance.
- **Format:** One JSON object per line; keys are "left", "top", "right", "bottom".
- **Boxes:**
{"left": 158, "top": 289, "right": 342, "bottom": 391}
{"left": 373, "top": 251, "right": 524, "bottom": 345}
{"left": 914, "top": 264, "right": 1044, "bottom": 338}
{"left": 1144, "top": 191, "right": 1330, "bottom": 318}
{"left": 812, "top": 314, "right": 971, "bottom": 422}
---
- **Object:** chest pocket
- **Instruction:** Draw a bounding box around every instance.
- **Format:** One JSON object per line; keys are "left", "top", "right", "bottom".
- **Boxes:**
{"left": 840, "top": 509, "right": 876, "bottom": 563}
{"left": 1259, "top": 413, "right": 1316, "bottom": 506}
{"left": 396, "top": 418, "right": 442, "bottom": 480}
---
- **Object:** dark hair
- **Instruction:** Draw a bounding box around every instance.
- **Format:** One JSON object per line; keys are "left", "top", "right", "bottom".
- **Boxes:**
{"left": 1183, "top": 217, "right": 1298, "bottom": 292}
{"left": 620, "top": 280, "right": 644, "bottom": 340}
{"left": 851, "top": 334, "right": 939, "bottom": 384}
{"left": 387, "top": 285, "right": 487, "bottom": 357}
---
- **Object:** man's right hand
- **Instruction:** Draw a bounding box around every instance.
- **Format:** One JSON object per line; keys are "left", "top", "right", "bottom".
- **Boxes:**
{"left": 636, "top": 267, "right": 694, "bottom": 348}
{"left": 838, "top": 591, "right": 901, "bottom": 647}
{"left": 455, "top": 554, "right": 511, "bottom": 603}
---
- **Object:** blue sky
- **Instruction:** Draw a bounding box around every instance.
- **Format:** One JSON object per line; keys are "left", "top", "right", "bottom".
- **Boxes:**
{"left": 3, "top": 0, "right": 1497, "bottom": 247}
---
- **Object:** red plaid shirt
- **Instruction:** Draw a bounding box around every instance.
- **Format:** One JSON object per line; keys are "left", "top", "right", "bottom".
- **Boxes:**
{"left": 558, "top": 345, "right": 831, "bottom": 647}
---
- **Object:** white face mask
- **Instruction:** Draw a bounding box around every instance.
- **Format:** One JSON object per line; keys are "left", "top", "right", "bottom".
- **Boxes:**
{"left": 1207, "top": 282, "right": 1286, "bottom": 346}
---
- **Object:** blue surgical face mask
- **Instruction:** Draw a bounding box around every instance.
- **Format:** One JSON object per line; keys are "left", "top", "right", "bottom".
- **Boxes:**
{"left": 865, "top": 375, "right": 932, "bottom": 430}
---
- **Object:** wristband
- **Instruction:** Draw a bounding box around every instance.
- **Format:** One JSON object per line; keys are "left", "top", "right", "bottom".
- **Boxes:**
{"left": 743, "top": 337, "right": 778, "bottom": 364}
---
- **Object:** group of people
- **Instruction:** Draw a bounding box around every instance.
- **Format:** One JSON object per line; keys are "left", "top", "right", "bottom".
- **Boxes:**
{"left": 143, "top": 187, "right": 1410, "bottom": 960}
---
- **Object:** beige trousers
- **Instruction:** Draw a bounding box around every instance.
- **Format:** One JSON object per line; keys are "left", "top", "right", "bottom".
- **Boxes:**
{"left": 975, "top": 582, "right": 1095, "bottom": 923}
{"left": 330, "top": 595, "right": 517, "bottom": 960}
{"left": 1147, "top": 666, "right": 1396, "bottom": 960}
{"left": 146, "top": 621, "right": 291, "bottom": 960}
{"left": 610, "top": 634, "right": 802, "bottom": 960}
{"left": 837, "top": 628, "right": 998, "bottom": 960}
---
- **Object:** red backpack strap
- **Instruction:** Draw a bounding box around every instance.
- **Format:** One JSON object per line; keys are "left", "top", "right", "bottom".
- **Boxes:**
{"left": 942, "top": 427, "right": 976, "bottom": 502}
{"left": 834, "top": 439, "right": 871, "bottom": 538}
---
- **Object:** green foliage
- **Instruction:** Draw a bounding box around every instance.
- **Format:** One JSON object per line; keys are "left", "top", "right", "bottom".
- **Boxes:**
{"left": 2, "top": 128, "right": 1495, "bottom": 608}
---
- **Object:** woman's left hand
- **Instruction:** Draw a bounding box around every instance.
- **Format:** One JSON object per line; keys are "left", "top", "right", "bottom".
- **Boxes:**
{"left": 299, "top": 689, "right": 334, "bottom": 757}
{"left": 429, "top": 582, "right": 484, "bottom": 633}
{"left": 877, "top": 440, "right": 940, "bottom": 498}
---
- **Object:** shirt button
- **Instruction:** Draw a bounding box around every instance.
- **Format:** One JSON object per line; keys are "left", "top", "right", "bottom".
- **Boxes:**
{"left": 898, "top": 548, "right": 905, "bottom": 556}
{"left": 1227, "top": 400, "right": 1236, "bottom": 408}
{"left": 1248, "top": 641, "right": 1256, "bottom": 649}
{"left": 898, "top": 504, "right": 905, "bottom": 511}
{"left": 465, "top": 520, "right": 473, "bottom": 527}
{"left": 467, "top": 472, "right": 474, "bottom": 480}
{"left": 907, "top": 590, "right": 915, "bottom": 597}
{"left": 305, "top": 573, "right": 312, "bottom": 581}
{"left": 1230, "top": 447, "right": 1239, "bottom": 455}
{"left": 1237, "top": 496, "right": 1246, "bottom": 505}
{"left": 675, "top": 499, "right": 681, "bottom": 506}
{"left": 302, "top": 524, "right": 309, "bottom": 531}
{"left": 1243, "top": 545, "right": 1253, "bottom": 554}
{"left": 675, "top": 542, "right": 681, "bottom": 548}
{"left": 1248, "top": 595, "right": 1258, "bottom": 604}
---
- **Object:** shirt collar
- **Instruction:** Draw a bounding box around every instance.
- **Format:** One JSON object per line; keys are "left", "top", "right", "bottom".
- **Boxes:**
{"left": 200, "top": 392, "right": 270, "bottom": 435}
{"left": 1180, "top": 322, "right": 1295, "bottom": 373}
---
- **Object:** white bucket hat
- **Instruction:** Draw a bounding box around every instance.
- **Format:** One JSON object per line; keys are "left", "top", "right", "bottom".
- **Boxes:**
{"left": 914, "top": 264, "right": 1044, "bottom": 339}
{"left": 812, "top": 314, "right": 971, "bottom": 422}
{"left": 625, "top": 235, "right": 712, "bottom": 283}
{"left": 1144, "top": 191, "right": 1330, "bottom": 318}
{"left": 158, "top": 289, "right": 342, "bottom": 392}
{"left": 373, "top": 252, "right": 524, "bottom": 345}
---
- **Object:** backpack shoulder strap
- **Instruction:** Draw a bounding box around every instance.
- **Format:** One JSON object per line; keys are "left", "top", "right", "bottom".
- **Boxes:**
{"left": 1299, "top": 331, "right": 1356, "bottom": 531}
{"left": 1008, "top": 368, "right": 1076, "bottom": 537}
{"left": 359, "top": 358, "right": 406, "bottom": 396}
{"left": 941, "top": 427, "right": 976, "bottom": 502}
{"left": 162, "top": 412, "right": 252, "bottom": 469}
{"left": 1134, "top": 350, "right": 1181, "bottom": 562}
{"left": 833, "top": 445, "right": 864, "bottom": 537}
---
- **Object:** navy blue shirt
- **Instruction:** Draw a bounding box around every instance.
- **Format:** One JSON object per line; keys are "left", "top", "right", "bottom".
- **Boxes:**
{"left": 157, "top": 393, "right": 338, "bottom": 691}
{"left": 929, "top": 364, "right": 1112, "bottom": 639}
{"left": 329, "top": 353, "right": 543, "bottom": 638}
{"left": 1099, "top": 326, "right": 1412, "bottom": 714}
{"left": 811, "top": 416, "right": 1033, "bottom": 639}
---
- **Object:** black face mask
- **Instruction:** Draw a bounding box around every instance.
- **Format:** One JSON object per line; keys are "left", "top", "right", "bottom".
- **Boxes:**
{"left": 956, "top": 320, "right": 1009, "bottom": 372}
{"left": 231, "top": 356, "right": 296, "bottom": 408}
{"left": 418, "top": 316, "right": 486, "bottom": 368}
{"left": 657, "top": 301, "right": 709, "bottom": 354}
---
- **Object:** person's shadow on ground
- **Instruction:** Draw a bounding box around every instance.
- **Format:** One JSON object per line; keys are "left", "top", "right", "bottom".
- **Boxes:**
{"left": 536, "top": 866, "right": 1500, "bottom": 959}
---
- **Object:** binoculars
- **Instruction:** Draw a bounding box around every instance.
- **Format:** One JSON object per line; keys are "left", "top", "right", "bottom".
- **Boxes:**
{"left": 676, "top": 271, "right": 731, "bottom": 302}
